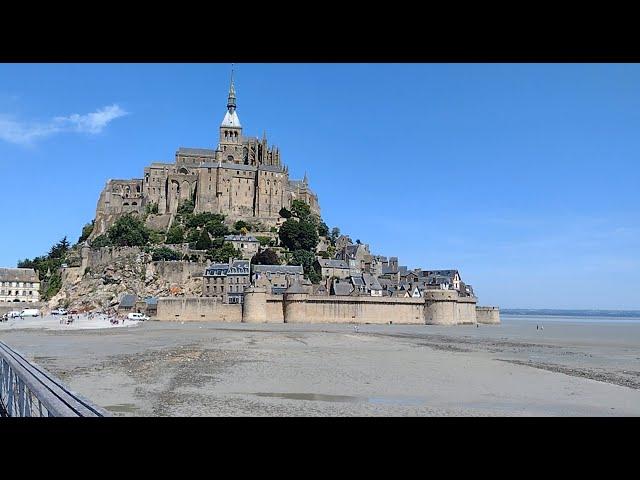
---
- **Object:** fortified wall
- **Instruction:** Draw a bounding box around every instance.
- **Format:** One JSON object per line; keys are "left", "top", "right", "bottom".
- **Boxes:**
{"left": 156, "top": 289, "right": 500, "bottom": 325}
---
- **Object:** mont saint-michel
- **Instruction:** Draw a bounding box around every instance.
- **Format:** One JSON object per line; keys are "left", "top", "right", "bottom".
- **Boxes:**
{"left": 2, "top": 64, "right": 639, "bottom": 418}
{"left": 4, "top": 74, "right": 498, "bottom": 326}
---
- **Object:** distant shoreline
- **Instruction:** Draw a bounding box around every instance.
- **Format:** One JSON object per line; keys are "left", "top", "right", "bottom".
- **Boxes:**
{"left": 502, "top": 309, "right": 640, "bottom": 319}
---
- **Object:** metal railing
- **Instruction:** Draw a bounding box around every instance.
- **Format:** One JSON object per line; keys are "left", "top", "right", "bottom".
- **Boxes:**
{"left": 0, "top": 341, "right": 110, "bottom": 417}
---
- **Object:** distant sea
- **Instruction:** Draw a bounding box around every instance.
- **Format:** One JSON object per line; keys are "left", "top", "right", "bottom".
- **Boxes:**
{"left": 502, "top": 309, "right": 640, "bottom": 323}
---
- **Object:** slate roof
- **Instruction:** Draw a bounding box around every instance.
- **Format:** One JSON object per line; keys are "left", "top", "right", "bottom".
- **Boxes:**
{"left": 363, "top": 273, "right": 383, "bottom": 291}
{"left": 224, "top": 235, "right": 259, "bottom": 242}
{"left": 120, "top": 294, "right": 137, "bottom": 308}
{"left": 145, "top": 297, "right": 158, "bottom": 306}
{"left": 332, "top": 280, "right": 353, "bottom": 296}
{"left": 221, "top": 110, "right": 242, "bottom": 128}
{"left": 253, "top": 265, "right": 304, "bottom": 275}
{"left": 177, "top": 147, "right": 217, "bottom": 156}
{"left": 381, "top": 266, "right": 396, "bottom": 275}
{"left": 351, "top": 276, "right": 365, "bottom": 287}
{"left": 317, "top": 259, "right": 349, "bottom": 269}
{"left": 285, "top": 279, "right": 307, "bottom": 294}
{"left": 0, "top": 268, "right": 39, "bottom": 283}
{"left": 205, "top": 260, "right": 250, "bottom": 276}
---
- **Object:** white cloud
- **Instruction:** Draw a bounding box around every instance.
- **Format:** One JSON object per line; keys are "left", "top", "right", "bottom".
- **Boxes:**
{"left": 0, "top": 104, "right": 128, "bottom": 145}
{"left": 53, "top": 104, "right": 128, "bottom": 134}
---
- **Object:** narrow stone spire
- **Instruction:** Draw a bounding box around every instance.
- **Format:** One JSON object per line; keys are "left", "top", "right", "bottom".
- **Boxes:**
{"left": 227, "top": 66, "right": 237, "bottom": 113}
{"left": 303, "top": 171, "right": 308, "bottom": 185}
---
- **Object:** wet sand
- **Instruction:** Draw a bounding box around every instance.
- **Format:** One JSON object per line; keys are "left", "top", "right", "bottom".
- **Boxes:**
{"left": 1, "top": 316, "right": 639, "bottom": 416}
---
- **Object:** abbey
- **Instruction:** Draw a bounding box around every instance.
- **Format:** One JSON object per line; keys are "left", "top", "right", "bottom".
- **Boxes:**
{"left": 92, "top": 74, "right": 320, "bottom": 237}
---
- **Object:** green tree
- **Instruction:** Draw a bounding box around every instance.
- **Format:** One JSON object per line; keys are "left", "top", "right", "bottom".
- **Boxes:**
{"left": 151, "top": 247, "right": 182, "bottom": 261}
{"left": 289, "top": 249, "right": 321, "bottom": 284}
{"left": 251, "top": 248, "right": 280, "bottom": 265}
{"left": 145, "top": 202, "right": 159, "bottom": 215}
{"left": 234, "top": 220, "right": 250, "bottom": 232}
{"left": 279, "top": 207, "right": 292, "bottom": 218}
{"left": 177, "top": 199, "right": 195, "bottom": 215}
{"left": 278, "top": 219, "right": 319, "bottom": 252}
{"left": 330, "top": 227, "right": 340, "bottom": 245}
{"left": 207, "top": 243, "right": 241, "bottom": 262}
{"left": 48, "top": 237, "right": 70, "bottom": 258}
{"left": 107, "top": 215, "right": 150, "bottom": 246}
{"left": 318, "top": 221, "right": 329, "bottom": 237}
{"left": 165, "top": 225, "right": 185, "bottom": 244}
{"left": 206, "top": 220, "right": 229, "bottom": 238}
{"left": 291, "top": 199, "right": 311, "bottom": 220}
{"left": 186, "top": 229, "right": 200, "bottom": 244}
{"left": 255, "top": 236, "right": 272, "bottom": 247}
{"left": 91, "top": 235, "right": 111, "bottom": 248}
{"left": 78, "top": 220, "right": 95, "bottom": 244}
{"left": 195, "top": 230, "right": 212, "bottom": 250}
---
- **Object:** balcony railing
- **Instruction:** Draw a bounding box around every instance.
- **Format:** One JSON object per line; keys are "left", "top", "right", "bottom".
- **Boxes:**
{"left": 0, "top": 341, "right": 109, "bottom": 417}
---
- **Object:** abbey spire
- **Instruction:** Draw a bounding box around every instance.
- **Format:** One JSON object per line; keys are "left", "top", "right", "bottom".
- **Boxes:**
{"left": 221, "top": 68, "right": 241, "bottom": 129}
{"left": 220, "top": 67, "right": 242, "bottom": 145}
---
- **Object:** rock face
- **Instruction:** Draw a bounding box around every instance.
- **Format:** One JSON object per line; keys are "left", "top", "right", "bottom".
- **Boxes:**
{"left": 53, "top": 248, "right": 205, "bottom": 312}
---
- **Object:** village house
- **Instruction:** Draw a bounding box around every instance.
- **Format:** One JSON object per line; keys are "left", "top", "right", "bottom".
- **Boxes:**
{"left": 315, "top": 258, "right": 350, "bottom": 280}
{"left": 252, "top": 264, "right": 304, "bottom": 295}
{"left": 202, "top": 259, "right": 250, "bottom": 304}
{"left": 0, "top": 268, "right": 40, "bottom": 303}
{"left": 224, "top": 234, "right": 260, "bottom": 260}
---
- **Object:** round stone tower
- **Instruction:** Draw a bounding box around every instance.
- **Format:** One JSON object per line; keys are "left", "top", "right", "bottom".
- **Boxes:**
{"left": 282, "top": 278, "right": 308, "bottom": 323}
{"left": 423, "top": 289, "right": 459, "bottom": 325}
{"left": 242, "top": 286, "right": 267, "bottom": 323}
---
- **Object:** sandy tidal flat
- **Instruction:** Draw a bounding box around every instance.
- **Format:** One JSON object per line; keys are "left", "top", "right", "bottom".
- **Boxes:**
{"left": 1, "top": 316, "right": 639, "bottom": 416}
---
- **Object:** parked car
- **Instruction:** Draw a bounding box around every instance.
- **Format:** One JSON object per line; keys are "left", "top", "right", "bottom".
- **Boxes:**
{"left": 127, "top": 312, "right": 149, "bottom": 321}
{"left": 20, "top": 308, "right": 40, "bottom": 317}
{"left": 1, "top": 314, "right": 8, "bottom": 322}
{"left": 7, "top": 311, "right": 22, "bottom": 318}
{"left": 51, "top": 308, "right": 68, "bottom": 315}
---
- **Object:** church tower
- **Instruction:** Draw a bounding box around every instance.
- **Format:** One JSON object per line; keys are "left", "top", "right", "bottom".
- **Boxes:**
{"left": 219, "top": 69, "right": 243, "bottom": 162}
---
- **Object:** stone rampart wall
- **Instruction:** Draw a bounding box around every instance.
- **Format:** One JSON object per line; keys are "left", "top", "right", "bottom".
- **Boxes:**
{"left": 156, "top": 297, "right": 241, "bottom": 322}
{"left": 476, "top": 306, "right": 501, "bottom": 324}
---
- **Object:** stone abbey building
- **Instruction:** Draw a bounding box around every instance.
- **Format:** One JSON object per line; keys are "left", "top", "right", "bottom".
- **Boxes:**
{"left": 92, "top": 74, "right": 320, "bottom": 237}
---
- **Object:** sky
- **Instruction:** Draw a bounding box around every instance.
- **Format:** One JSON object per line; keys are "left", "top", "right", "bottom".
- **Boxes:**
{"left": 0, "top": 63, "right": 639, "bottom": 310}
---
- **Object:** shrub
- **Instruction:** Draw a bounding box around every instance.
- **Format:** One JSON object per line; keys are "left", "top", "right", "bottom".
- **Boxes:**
{"left": 177, "top": 199, "right": 195, "bottom": 215}
{"left": 251, "top": 248, "right": 280, "bottom": 265}
{"left": 165, "top": 225, "right": 185, "bottom": 244}
{"left": 78, "top": 221, "right": 95, "bottom": 244}
{"left": 107, "top": 215, "right": 150, "bottom": 247}
{"left": 279, "top": 207, "right": 292, "bottom": 219}
{"left": 278, "top": 219, "right": 319, "bottom": 252}
{"left": 255, "top": 236, "right": 272, "bottom": 247}
{"left": 151, "top": 247, "right": 182, "bottom": 261}
{"left": 91, "top": 235, "right": 111, "bottom": 248}
{"left": 195, "top": 230, "right": 212, "bottom": 250}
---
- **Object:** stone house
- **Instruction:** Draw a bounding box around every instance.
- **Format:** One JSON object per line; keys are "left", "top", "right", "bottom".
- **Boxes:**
{"left": 202, "top": 259, "right": 250, "bottom": 304}
{"left": 0, "top": 268, "right": 40, "bottom": 303}
{"left": 224, "top": 235, "right": 259, "bottom": 260}
{"left": 252, "top": 265, "right": 304, "bottom": 295}
{"left": 118, "top": 294, "right": 137, "bottom": 313}
{"left": 363, "top": 273, "right": 383, "bottom": 297}
{"left": 330, "top": 279, "right": 353, "bottom": 296}
{"left": 315, "top": 259, "right": 350, "bottom": 280}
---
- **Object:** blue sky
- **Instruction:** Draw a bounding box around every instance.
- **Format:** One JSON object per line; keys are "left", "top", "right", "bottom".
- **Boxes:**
{"left": 1, "top": 63, "right": 639, "bottom": 309}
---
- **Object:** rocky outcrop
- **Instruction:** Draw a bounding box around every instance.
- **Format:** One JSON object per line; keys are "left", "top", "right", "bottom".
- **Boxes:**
{"left": 50, "top": 247, "right": 206, "bottom": 312}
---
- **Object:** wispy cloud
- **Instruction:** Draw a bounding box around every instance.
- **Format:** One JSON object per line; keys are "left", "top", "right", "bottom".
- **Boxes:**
{"left": 0, "top": 104, "right": 128, "bottom": 145}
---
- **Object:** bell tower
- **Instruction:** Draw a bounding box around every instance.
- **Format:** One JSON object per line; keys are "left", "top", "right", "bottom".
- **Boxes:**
{"left": 219, "top": 68, "right": 243, "bottom": 162}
